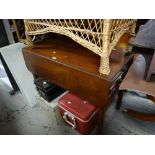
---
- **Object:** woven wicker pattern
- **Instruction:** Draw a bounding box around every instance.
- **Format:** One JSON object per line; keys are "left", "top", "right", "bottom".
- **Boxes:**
{"left": 24, "top": 19, "right": 136, "bottom": 75}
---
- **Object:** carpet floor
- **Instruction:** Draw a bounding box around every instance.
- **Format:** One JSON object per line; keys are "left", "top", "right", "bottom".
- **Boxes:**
{"left": 0, "top": 79, "right": 155, "bottom": 135}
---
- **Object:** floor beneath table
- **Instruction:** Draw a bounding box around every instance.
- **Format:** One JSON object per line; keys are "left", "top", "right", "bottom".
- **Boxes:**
{"left": 0, "top": 78, "right": 155, "bottom": 135}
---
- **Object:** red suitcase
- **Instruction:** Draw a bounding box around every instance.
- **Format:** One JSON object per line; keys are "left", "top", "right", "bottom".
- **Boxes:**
{"left": 58, "top": 92, "right": 99, "bottom": 134}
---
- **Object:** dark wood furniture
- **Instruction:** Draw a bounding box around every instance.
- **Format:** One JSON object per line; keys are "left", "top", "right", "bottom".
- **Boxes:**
{"left": 22, "top": 37, "right": 134, "bottom": 134}
{"left": 116, "top": 54, "right": 155, "bottom": 121}
{"left": 0, "top": 20, "right": 9, "bottom": 47}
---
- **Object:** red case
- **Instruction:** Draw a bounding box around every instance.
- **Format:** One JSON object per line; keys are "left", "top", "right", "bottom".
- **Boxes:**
{"left": 58, "top": 92, "right": 99, "bottom": 134}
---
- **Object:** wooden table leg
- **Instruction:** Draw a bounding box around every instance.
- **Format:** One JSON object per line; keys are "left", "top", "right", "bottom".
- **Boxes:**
{"left": 116, "top": 89, "right": 124, "bottom": 110}
{"left": 97, "top": 108, "right": 105, "bottom": 134}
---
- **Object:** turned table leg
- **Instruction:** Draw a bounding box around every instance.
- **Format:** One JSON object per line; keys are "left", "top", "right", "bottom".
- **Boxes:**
{"left": 97, "top": 108, "right": 105, "bottom": 134}
{"left": 116, "top": 89, "right": 125, "bottom": 110}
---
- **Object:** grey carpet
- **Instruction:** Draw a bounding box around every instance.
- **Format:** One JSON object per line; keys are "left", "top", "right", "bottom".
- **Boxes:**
{"left": 104, "top": 91, "right": 155, "bottom": 135}
{"left": 0, "top": 80, "right": 78, "bottom": 135}
{"left": 0, "top": 79, "right": 155, "bottom": 135}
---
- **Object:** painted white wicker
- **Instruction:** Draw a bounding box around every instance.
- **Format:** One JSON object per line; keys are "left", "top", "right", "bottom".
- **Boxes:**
{"left": 24, "top": 19, "right": 136, "bottom": 75}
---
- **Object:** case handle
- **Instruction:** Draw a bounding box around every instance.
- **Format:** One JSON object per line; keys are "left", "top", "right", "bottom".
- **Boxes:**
{"left": 63, "top": 112, "right": 76, "bottom": 129}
